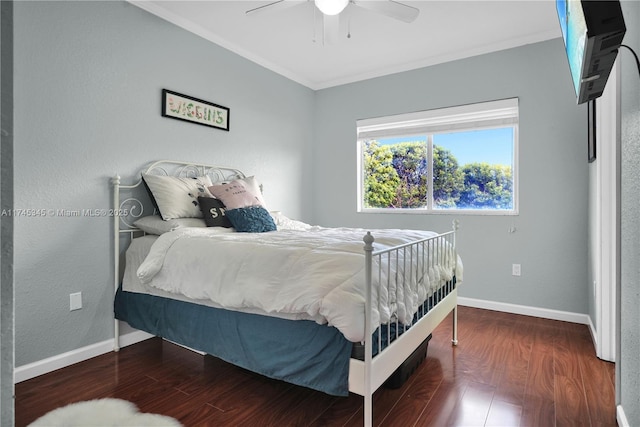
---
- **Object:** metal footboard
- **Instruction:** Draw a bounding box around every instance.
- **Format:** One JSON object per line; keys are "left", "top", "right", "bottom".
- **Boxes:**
{"left": 358, "top": 221, "right": 459, "bottom": 427}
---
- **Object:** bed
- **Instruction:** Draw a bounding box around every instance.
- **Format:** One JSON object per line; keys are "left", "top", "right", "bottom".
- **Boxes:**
{"left": 112, "top": 160, "right": 463, "bottom": 427}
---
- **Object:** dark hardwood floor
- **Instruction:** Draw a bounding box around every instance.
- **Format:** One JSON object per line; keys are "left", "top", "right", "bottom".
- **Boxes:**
{"left": 16, "top": 306, "right": 616, "bottom": 426}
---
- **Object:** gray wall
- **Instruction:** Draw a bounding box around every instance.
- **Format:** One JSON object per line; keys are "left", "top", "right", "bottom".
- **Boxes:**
{"left": 13, "top": 1, "right": 314, "bottom": 366}
{"left": 1, "top": 1, "right": 14, "bottom": 424}
{"left": 619, "top": 1, "right": 640, "bottom": 423}
{"left": 313, "top": 39, "right": 589, "bottom": 313}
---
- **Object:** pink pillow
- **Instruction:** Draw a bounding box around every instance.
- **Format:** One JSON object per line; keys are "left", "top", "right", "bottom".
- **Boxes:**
{"left": 208, "top": 176, "right": 266, "bottom": 209}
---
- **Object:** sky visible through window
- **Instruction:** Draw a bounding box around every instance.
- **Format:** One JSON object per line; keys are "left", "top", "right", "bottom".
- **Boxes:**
{"left": 379, "top": 127, "right": 514, "bottom": 166}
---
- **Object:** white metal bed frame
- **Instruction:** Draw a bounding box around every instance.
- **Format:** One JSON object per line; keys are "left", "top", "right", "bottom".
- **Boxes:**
{"left": 112, "top": 160, "right": 459, "bottom": 427}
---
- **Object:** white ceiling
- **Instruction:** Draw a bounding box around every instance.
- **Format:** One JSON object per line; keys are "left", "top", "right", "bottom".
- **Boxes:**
{"left": 130, "top": 0, "right": 562, "bottom": 90}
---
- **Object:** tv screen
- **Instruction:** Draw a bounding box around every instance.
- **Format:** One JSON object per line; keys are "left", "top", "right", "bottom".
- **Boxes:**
{"left": 556, "top": 0, "right": 626, "bottom": 104}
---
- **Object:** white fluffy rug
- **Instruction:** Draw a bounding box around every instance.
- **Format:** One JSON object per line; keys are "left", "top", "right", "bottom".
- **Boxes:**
{"left": 28, "top": 398, "right": 182, "bottom": 427}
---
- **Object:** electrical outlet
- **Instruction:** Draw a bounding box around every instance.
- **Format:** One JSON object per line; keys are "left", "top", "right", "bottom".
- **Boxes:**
{"left": 512, "top": 264, "right": 521, "bottom": 276}
{"left": 70, "top": 292, "right": 82, "bottom": 311}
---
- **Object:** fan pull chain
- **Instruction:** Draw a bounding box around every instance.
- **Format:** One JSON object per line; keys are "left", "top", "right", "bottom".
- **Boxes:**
{"left": 312, "top": 4, "right": 317, "bottom": 43}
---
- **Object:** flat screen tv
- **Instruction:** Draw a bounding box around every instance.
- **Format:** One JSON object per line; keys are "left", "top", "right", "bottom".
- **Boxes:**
{"left": 556, "top": 0, "right": 626, "bottom": 104}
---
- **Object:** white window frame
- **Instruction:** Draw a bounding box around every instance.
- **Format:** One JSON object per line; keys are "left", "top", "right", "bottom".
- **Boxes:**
{"left": 357, "top": 98, "right": 519, "bottom": 215}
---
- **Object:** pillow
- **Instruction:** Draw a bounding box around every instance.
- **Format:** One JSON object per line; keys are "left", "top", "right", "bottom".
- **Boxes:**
{"left": 270, "top": 211, "right": 313, "bottom": 231}
{"left": 226, "top": 206, "right": 277, "bottom": 233}
{"left": 207, "top": 176, "right": 266, "bottom": 210}
{"left": 133, "top": 215, "right": 206, "bottom": 235}
{"left": 142, "top": 174, "right": 213, "bottom": 220}
{"left": 198, "top": 197, "right": 233, "bottom": 228}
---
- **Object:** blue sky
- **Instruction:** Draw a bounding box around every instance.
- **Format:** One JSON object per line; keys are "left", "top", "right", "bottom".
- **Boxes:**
{"left": 378, "top": 127, "right": 514, "bottom": 166}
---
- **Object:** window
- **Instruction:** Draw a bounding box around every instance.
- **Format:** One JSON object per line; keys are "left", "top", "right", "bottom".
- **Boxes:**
{"left": 357, "top": 98, "right": 518, "bottom": 214}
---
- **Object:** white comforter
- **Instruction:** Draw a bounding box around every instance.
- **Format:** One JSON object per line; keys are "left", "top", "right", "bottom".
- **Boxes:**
{"left": 136, "top": 226, "right": 461, "bottom": 342}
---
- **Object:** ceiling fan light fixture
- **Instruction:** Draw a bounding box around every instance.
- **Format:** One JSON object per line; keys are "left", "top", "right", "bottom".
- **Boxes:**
{"left": 315, "top": 0, "right": 348, "bottom": 16}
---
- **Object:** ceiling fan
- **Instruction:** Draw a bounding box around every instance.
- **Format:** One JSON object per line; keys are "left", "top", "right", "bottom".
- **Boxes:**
{"left": 246, "top": 0, "right": 420, "bottom": 44}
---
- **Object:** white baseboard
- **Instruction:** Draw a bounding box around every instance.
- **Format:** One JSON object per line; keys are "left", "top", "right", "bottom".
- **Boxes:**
{"left": 457, "top": 297, "right": 591, "bottom": 325}
{"left": 587, "top": 316, "right": 598, "bottom": 353}
{"left": 617, "top": 405, "right": 630, "bottom": 427}
{"left": 14, "top": 330, "right": 153, "bottom": 384}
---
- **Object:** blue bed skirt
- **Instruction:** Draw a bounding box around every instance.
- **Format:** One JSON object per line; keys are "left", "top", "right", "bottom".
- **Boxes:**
{"left": 114, "top": 288, "right": 352, "bottom": 396}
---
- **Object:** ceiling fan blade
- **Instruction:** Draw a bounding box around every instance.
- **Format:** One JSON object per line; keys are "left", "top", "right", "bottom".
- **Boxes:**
{"left": 353, "top": 0, "right": 420, "bottom": 23}
{"left": 246, "top": 0, "right": 304, "bottom": 16}
{"left": 322, "top": 14, "right": 341, "bottom": 45}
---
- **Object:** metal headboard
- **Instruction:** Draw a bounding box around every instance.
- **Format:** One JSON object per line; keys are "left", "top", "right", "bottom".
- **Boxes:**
{"left": 112, "top": 160, "right": 246, "bottom": 230}
{"left": 111, "top": 160, "right": 246, "bottom": 350}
